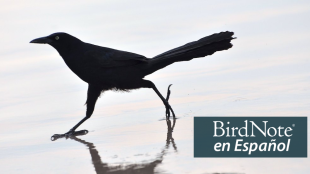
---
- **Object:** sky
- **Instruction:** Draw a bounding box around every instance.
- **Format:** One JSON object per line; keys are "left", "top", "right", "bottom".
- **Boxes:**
{"left": 0, "top": 0, "right": 310, "bottom": 173}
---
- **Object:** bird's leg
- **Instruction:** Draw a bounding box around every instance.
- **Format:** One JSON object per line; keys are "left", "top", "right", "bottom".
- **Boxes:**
{"left": 153, "top": 85, "right": 175, "bottom": 118}
{"left": 67, "top": 84, "right": 101, "bottom": 134}
{"left": 165, "top": 84, "right": 172, "bottom": 118}
{"left": 154, "top": 86, "right": 175, "bottom": 118}
{"left": 143, "top": 80, "right": 175, "bottom": 118}
{"left": 51, "top": 84, "right": 101, "bottom": 140}
{"left": 65, "top": 116, "right": 90, "bottom": 135}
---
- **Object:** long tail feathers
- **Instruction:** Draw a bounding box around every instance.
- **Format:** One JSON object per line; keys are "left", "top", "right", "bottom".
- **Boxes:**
{"left": 146, "top": 31, "right": 235, "bottom": 75}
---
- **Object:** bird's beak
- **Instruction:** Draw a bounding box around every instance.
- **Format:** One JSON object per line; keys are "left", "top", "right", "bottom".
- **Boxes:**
{"left": 30, "top": 36, "right": 52, "bottom": 44}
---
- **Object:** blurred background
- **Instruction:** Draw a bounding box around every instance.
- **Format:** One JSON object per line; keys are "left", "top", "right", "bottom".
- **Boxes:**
{"left": 0, "top": 0, "right": 309, "bottom": 173}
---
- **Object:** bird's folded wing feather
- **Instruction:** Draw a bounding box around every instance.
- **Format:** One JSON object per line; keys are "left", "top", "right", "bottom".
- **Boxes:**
{"left": 84, "top": 47, "right": 148, "bottom": 68}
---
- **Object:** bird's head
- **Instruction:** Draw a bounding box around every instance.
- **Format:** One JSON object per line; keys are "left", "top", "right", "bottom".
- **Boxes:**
{"left": 30, "top": 32, "right": 82, "bottom": 54}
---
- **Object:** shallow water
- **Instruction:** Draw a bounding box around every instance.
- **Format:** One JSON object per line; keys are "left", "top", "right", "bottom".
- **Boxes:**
{"left": 1, "top": 113, "right": 310, "bottom": 174}
{"left": 1, "top": 0, "right": 310, "bottom": 173}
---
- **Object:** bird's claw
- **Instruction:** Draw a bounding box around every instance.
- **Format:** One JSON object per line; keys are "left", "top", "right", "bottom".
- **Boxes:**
{"left": 51, "top": 134, "right": 65, "bottom": 141}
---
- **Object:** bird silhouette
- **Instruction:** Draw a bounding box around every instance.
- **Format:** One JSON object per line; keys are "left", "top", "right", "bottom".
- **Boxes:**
{"left": 30, "top": 31, "right": 234, "bottom": 138}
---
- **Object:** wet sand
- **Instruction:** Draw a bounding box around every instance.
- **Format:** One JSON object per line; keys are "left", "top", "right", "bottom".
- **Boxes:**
{"left": 1, "top": 111, "right": 309, "bottom": 173}
{"left": 1, "top": 1, "right": 310, "bottom": 173}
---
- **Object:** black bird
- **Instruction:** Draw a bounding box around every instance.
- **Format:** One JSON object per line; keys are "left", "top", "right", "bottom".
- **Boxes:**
{"left": 30, "top": 31, "right": 234, "bottom": 138}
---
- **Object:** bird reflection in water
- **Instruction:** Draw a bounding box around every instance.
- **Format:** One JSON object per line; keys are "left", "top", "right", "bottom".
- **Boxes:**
{"left": 70, "top": 118, "right": 177, "bottom": 174}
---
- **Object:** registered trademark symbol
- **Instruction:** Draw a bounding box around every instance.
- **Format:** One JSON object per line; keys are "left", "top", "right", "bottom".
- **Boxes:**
{"left": 292, "top": 124, "right": 295, "bottom": 127}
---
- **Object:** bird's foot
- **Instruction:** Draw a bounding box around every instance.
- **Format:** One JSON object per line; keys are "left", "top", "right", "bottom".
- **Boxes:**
{"left": 165, "top": 104, "right": 176, "bottom": 119}
{"left": 165, "top": 84, "right": 175, "bottom": 119}
{"left": 51, "top": 129, "right": 88, "bottom": 141}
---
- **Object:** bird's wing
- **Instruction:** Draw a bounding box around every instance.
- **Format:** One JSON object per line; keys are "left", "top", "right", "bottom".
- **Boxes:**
{"left": 84, "top": 46, "right": 148, "bottom": 68}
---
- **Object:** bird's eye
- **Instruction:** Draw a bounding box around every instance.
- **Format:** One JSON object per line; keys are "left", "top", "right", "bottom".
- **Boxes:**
{"left": 55, "top": 36, "right": 59, "bottom": 40}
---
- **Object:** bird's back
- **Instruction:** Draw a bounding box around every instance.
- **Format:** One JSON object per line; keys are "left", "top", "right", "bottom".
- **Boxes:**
{"left": 63, "top": 42, "right": 150, "bottom": 85}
